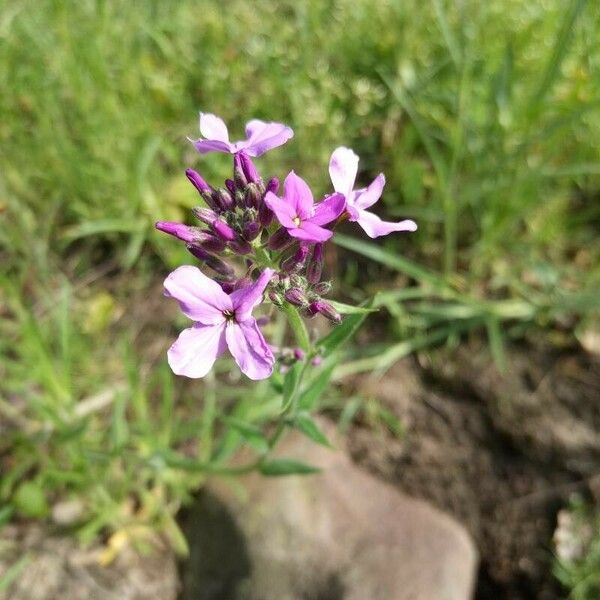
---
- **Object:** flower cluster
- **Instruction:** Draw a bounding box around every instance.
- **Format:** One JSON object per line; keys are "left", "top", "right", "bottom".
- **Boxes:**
{"left": 157, "top": 113, "right": 416, "bottom": 380}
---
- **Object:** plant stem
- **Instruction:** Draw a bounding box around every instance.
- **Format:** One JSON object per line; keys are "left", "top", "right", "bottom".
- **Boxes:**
{"left": 281, "top": 302, "right": 311, "bottom": 352}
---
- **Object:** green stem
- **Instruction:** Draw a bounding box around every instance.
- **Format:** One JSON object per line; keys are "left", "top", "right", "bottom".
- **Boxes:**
{"left": 281, "top": 303, "right": 311, "bottom": 352}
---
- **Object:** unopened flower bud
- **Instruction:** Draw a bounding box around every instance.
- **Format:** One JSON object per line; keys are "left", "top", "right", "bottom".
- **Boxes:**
{"left": 268, "top": 227, "right": 293, "bottom": 251}
{"left": 216, "top": 188, "right": 234, "bottom": 210}
{"left": 306, "top": 243, "right": 324, "bottom": 284}
{"left": 293, "top": 348, "right": 305, "bottom": 361}
{"left": 239, "top": 152, "right": 261, "bottom": 184}
{"left": 268, "top": 290, "right": 284, "bottom": 306}
{"left": 289, "top": 274, "right": 304, "bottom": 288}
{"left": 244, "top": 183, "right": 261, "bottom": 208}
{"left": 192, "top": 207, "right": 218, "bottom": 226}
{"left": 229, "top": 239, "right": 252, "bottom": 255}
{"left": 225, "top": 178, "right": 236, "bottom": 196}
{"left": 311, "top": 355, "right": 323, "bottom": 367}
{"left": 186, "top": 244, "right": 211, "bottom": 262}
{"left": 233, "top": 154, "right": 248, "bottom": 188}
{"left": 266, "top": 177, "right": 279, "bottom": 195}
{"left": 156, "top": 221, "right": 203, "bottom": 244}
{"left": 308, "top": 300, "right": 341, "bottom": 323}
{"left": 259, "top": 202, "right": 274, "bottom": 227}
{"left": 242, "top": 221, "right": 261, "bottom": 241}
{"left": 312, "top": 280, "right": 332, "bottom": 296}
{"left": 186, "top": 169, "right": 220, "bottom": 212}
{"left": 281, "top": 244, "right": 309, "bottom": 273}
{"left": 200, "top": 235, "right": 227, "bottom": 253}
{"left": 186, "top": 245, "right": 234, "bottom": 279}
{"left": 285, "top": 287, "right": 308, "bottom": 307}
{"left": 220, "top": 281, "right": 235, "bottom": 294}
{"left": 212, "top": 219, "right": 236, "bottom": 241}
{"left": 233, "top": 277, "right": 252, "bottom": 291}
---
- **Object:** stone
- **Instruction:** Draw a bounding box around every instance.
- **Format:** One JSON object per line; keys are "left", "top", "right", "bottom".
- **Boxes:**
{"left": 180, "top": 420, "right": 478, "bottom": 600}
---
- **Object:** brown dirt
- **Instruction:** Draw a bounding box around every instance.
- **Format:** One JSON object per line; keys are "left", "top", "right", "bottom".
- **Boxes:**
{"left": 345, "top": 339, "right": 600, "bottom": 599}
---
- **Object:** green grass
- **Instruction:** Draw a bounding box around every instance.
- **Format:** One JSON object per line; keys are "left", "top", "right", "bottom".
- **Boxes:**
{"left": 1, "top": 0, "right": 600, "bottom": 576}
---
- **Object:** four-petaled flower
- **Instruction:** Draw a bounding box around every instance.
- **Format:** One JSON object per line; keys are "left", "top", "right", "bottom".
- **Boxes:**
{"left": 329, "top": 147, "right": 417, "bottom": 238}
{"left": 264, "top": 171, "right": 345, "bottom": 243}
{"left": 165, "top": 266, "right": 275, "bottom": 380}
{"left": 192, "top": 113, "right": 294, "bottom": 157}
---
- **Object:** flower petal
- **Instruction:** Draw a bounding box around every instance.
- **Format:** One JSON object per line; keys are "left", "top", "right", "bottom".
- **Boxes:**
{"left": 353, "top": 209, "right": 418, "bottom": 238}
{"left": 264, "top": 191, "right": 296, "bottom": 228}
{"left": 192, "top": 139, "right": 234, "bottom": 155}
{"left": 167, "top": 323, "right": 227, "bottom": 378}
{"left": 329, "top": 147, "right": 359, "bottom": 197}
{"left": 241, "top": 120, "right": 294, "bottom": 157}
{"left": 310, "top": 192, "right": 346, "bottom": 226}
{"left": 283, "top": 171, "right": 314, "bottom": 219}
{"left": 199, "top": 113, "right": 230, "bottom": 142}
{"left": 226, "top": 320, "right": 274, "bottom": 380}
{"left": 289, "top": 221, "right": 333, "bottom": 242}
{"left": 353, "top": 173, "right": 385, "bottom": 210}
{"left": 230, "top": 268, "right": 275, "bottom": 321}
{"left": 164, "top": 265, "right": 231, "bottom": 324}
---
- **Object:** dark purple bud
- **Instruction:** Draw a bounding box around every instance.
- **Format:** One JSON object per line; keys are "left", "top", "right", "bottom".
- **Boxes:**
{"left": 225, "top": 178, "right": 237, "bottom": 196}
{"left": 229, "top": 239, "right": 252, "bottom": 255}
{"left": 256, "top": 315, "right": 270, "bottom": 327}
{"left": 212, "top": 219, "right": 236, "bottom": 241}
{"left": 313, "top": 280, "right": 332, "bottom": 296}
{"left": 233, "top": 154, "right": 248, "bottom": 188}
{"left": 242, "top": 221, "right": 261, "bottom": 241}
{"left": 156, "top": 221, "right": 203, "bottom": 244}
{"left": 233, "top": 277, "right": 252, "bottom": 291}
{"left": 268, "top": 290, "right": 284, "bottom": 306}
{"left": 220, "top": 281, "right": 235, "bottom": 294}
{"left": 268, "top": 227, "right": 293, "bottom": 251}
{"left": 200, "top": 235, "right": 227, "bottom": 253}
{"left": 239, "top": 152, "right": 261, "bottom": 184}
{"left": 192, "top": 207, "right": 218, "bottom": 226}
{"left": 259, "top": 203, "right": 274, "bottom": 227}
{"left": 186, "top": 245, "right": 234, "bottom": 279}
{"left": 285, "top": 287, "right": 308, "bottom": 307}
{"left": 266, "top": 177, "right": 280, "bottom": 195}
{"left": 306, "top": 243, "right": 324, "bottom": 284}
{"left": 293, "top": 348, "right": 305, "bottom": 361}
{"left": 281, "top": 244, "right": 310, "bottom": 273}
{"left": 309, "top": 301, "right": 341, "bottom": 323}
{"left": 186, "top": 169, "right": 220, "bottom": 211}
{"left": 216, "top": 188, "right": 234, "bottom": 211}
{"left": 244, "top": 183, "right": 261, "bottom": 209}
{"left": 235, "top": 190, "right": 246, "bottom": 207}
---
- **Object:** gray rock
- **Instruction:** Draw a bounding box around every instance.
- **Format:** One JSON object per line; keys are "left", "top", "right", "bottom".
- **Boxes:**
{"left": 180, "top": 420, "right": 478, "bottom": 600}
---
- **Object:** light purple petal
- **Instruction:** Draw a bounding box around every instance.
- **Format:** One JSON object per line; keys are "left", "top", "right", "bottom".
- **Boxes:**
{"left": 353, "top": 174, "right": 385, "bottom": 210}
{"left": 264, "top": 191, "right": 296, "bottom": 228}
{"left": 230, "top": 268, "right": 275, "bottom": 321}
{"left": 225, "top": 320, "right": 274, "bottom": 380}
{"left": 310, "top": 193, "right": 346, "bottom": 226}
{"left": 167, "top": 323, "right": 227, "bottom": 378}
{"left": 199, "top": 113, "right": 230, "bottom": 142}
{"left": 240, "top": 120, "right": 294, "bottom": 157}
{"left": 329, "top": 147, "right": 359, "bottom": 197}
{"left": 353, "top": 209, "right": 418, "bottom": 238}
{"left": 289, "top": 222, "right": 333, "bottom": 243}
{"left": 192, "top": 139, "right": 234, "bottom": 155}
{"left": 283, "top": 171, "right": 314, "bottom": 219}
{"left": 164, "top": 265, "right": 231, "bottom": 324}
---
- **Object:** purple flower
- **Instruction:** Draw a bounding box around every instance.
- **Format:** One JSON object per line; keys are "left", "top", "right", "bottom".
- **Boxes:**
{"left": 329, "top": 147, "right": 417, "bottom": 238}
{"left": 192, "top": 113, "right": 294, "bottom": 157}
{"left": 264, "top": 171, "right": 345, "bottom": 243}
{"left": 164, "top": 266, "right": 275, "bottom": 380}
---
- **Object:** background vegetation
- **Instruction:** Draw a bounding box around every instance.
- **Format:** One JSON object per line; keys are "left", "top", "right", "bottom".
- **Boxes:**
{"left": 1, "top": 0, "right": 599, "bottom": 594}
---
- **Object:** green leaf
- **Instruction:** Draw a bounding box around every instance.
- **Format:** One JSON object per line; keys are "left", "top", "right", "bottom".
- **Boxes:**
{"left": 298, "top": 362, "right": 336, "bottom": 411}
{"left": 0, "top": 555, "right": 31, "bottom": 592}
{"left": 282, "top": 361, "right": 303, "bottom": 410}
{"left": 328, "top": 300, "right": 378, "bottom": 315}
{"left": 294, "top": 413, "right": 333, "bottom": 448}
{"left": 0, "top": 506, "right": 13, "bottom": 530}
{"left": 317, "top": 300, "right": 373, "bottom": 357}
{"left": 220, "top": 416, "right": 269, "bottom": 454}
{"left": 13, "top": 481, "right": 49, "bottom": 518}
{"left": 259, "top": 459, "right": 321, "bottom": 476}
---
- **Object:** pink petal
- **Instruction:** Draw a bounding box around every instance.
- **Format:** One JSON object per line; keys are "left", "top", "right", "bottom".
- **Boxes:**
{"left": 167, "top": 323, "right": 227, "bottom": 378}
{"left": 199, "top": 113, "right": 230, "bottom": 142}
{"left": 289, "top": 221, "right": 333, "bottom": 242}
{"left": 329, "top": 147, "right": 359, "bottom": 197}
{"left": 230, "top": 268, "right": 275, "bottom": 321}
{"left": 192, "top": 139, "right": 234, "bottom": 154}
{"left": 354, "top": 174, "right": 386, "bottom": 210}
{"left": 164, "top": 265, "right": 231, "bottom": 324}
{"left": 283, "top": 171, "right": 314, "bottom": 219}
{"left": 226, "top": 320, "right": 274, "bottom": 380}
{"left": 353, "top": 209, "right": 418, "bottom": 238}
{"left": 264, "top": 191, "right": 296, "bottom": 228}
{"left": 241, "top": 120, "right": 294, "bottom": 157}
{"left": 310, "top": 193, "right": 346, "bottom": 226}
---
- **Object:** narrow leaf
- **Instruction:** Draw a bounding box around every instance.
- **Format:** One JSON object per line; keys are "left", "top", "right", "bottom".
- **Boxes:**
{"left": 259, "top": 459, "right": 321, "bottom": 476}
{"left": 294, "top": 413, "right": 333, "bottom": 448}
